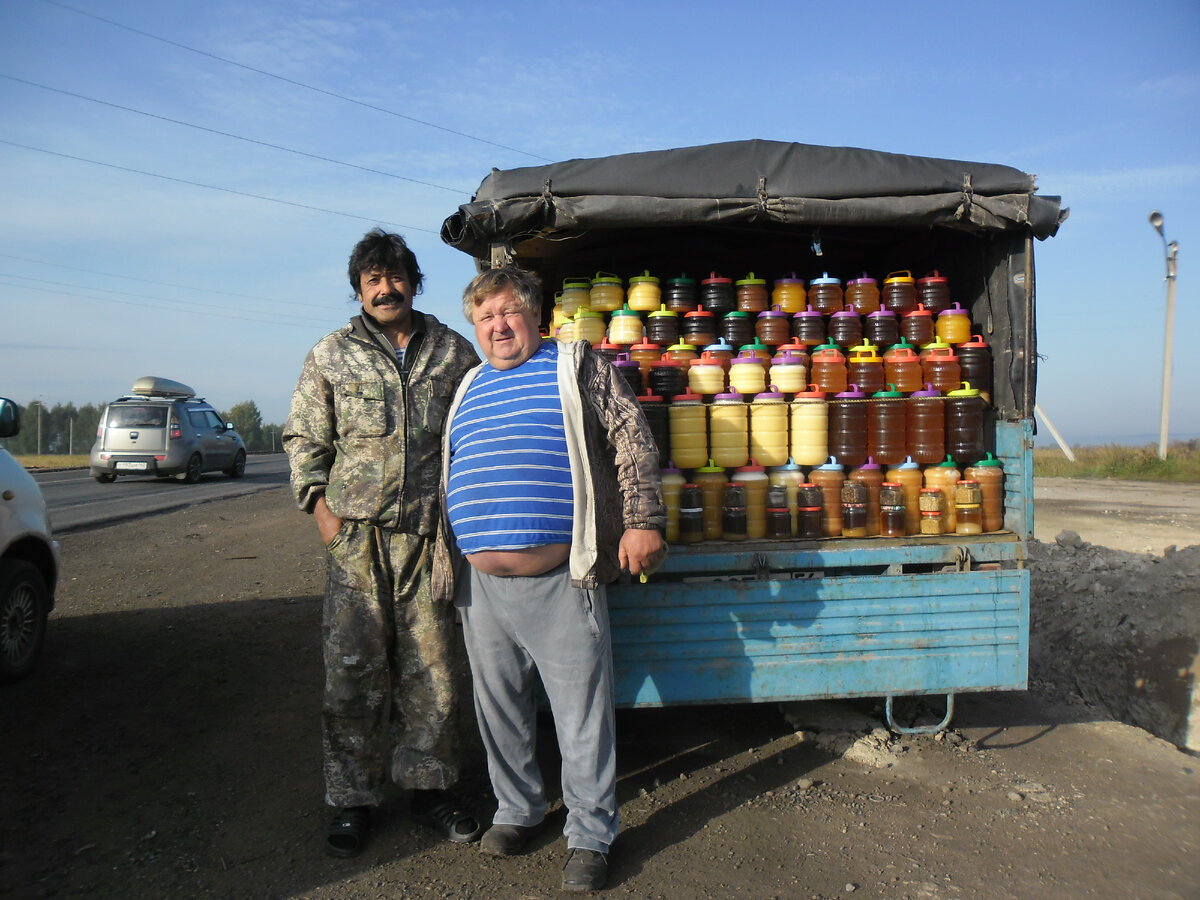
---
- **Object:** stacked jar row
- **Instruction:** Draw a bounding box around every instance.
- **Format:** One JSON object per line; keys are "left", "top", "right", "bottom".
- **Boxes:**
{"left": 661, "top": 454, "right": 1005, "bottom": 544}
{"left": 602, "top": 336, "right": 992, "bottom": 408}
{"left": 640, "top": 385, "right": 989, "bottom": 476}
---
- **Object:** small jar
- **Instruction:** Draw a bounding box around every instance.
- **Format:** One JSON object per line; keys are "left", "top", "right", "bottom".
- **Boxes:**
{"left": 648, "top": 356, "right": 687, "bottom": 400}
{"left": 607, "top": 305, "right": 644, "bottom": 346}
{"left": 756, "top": 306, "right": 791, "bottom": 347}
{"left": 796, "top": 482, "right": 824, "bottom": 538}
{"left": 880, "top": 504, "right": 907, "bottom": 537}
{"left": 864, "top": 308, "right": 899, "bottom": 349}
{"left": 841, "top": 503, "right": 868, "bottom": 538}
{"left": 936, "top": 302, "right": 972, "bottom": 345}
{"left": 573, "top": 308, "right": 606, "bottom": 344}
{"left": 728, "top": 350, "right": 767, "bottom": 396}
{"left": 612, "top": 353, "right": 643, "bottom": 396}
{"left": 900, "top": 303, "right": 935, "bottom": 348}
{"left": 626, "top": 270, "right": 662, "bottom": 312}
{"left": 701, "top": 338, "right": 737, "bottom": 372}
{"left": 722, "top": 483, "right": 749, "bottom": 541}
{"left": 629, "top": 340, "right": 662, "bottom": 379}
{"left": 688, "top": 352, "right": 727, "bottom": 398}
{"left": 736, "top": 273, "right": 769, "bottom": 313}
{"left": 881, "top": 270, "right": 917, "bottom": 316}
{"left": 828, "top": 309, "right": 863, "bottom": 350}
{"left": 664, "top": 341, "right": 700, "bottom": 367}
{"left": 720, "top": 310, "right": 755, "bottom": 348}
{"left": 791, "top": 306, "right": 827, "bottom": 349}
{"left": 772, "top": 273, "right": 807, "bottom": 313}
{"left": 592, "top": 336, "right": 623, "bottom": 364}
{"left": 700, "top": 272, "right": 736, "bottom": 316}
{"left": 955, "top": 502, "right": 983, "bottom": 534}
{"left": 808, "top": 273, "right": 844, "bottom": 315}
{"left": 917, "top": 270, "right": 951, "bottom": 315}
{"left": 560, "top": 278, "right": 592, "bottom": 316}
{"left": 845, "top": 274, "right": 880, "bottom": 315}
{"left": 663, "top": 274, "right": 698, "bottom": 313}
{"left": 919, "top": 487, "right": 946, "bottom": 534}
{"left": 682, "top": 309, "right": 717, "bottom": 348}
{"left": 677, "top": 484, "right": 705, "bottom": 543}
{"left": 589, "top": 273, "right": 624, "bottom": 312}
{"left": 646, "top": 305, "right": 681, "bottom": 347}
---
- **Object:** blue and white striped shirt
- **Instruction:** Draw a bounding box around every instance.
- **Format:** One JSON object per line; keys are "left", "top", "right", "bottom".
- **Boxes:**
{"left": 447, "top": 342, "right": 573, "bottom": 553}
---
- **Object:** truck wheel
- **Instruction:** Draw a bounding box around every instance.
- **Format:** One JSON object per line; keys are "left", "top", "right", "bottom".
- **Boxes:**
{"left": 94, "top": 473, "right": 117, "bottom": 484}
{"left": 0, "top": 560, "right": 49, "bottom": 684}
{"left": 227, "top": 450, "right": 246, "bottom": 479}
{"left": 182, "top": 453, "right": 203, "bottom": 484}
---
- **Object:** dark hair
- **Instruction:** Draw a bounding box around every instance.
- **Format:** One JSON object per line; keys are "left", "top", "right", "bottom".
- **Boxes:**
{"left": 347, "top": 228, "right": 423, "bottom": 298}
{"left": 461, "top": 267, "right": 543, "bottom": 321}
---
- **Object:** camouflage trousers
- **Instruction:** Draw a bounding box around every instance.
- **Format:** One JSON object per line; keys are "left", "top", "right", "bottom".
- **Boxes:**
{"left": 321, "top": 522, "right": 460, "bottom": 808}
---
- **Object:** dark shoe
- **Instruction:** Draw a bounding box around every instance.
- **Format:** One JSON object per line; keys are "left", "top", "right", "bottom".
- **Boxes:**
{"left": 410, "top": 790, "right": 484, "bottom": 844}
{"left": 561, "top": 847, "right": 608, "bottom": 892}
{"left": 325, "top": 806, "right": 370, "bottom": 858}
{"left": 480, "top": 822, "right": 543, "bottom": 856}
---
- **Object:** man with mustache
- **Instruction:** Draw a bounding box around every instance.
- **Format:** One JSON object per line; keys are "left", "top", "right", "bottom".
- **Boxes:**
{"left": 285, "top": 229, "right": 481, "bottom": 858}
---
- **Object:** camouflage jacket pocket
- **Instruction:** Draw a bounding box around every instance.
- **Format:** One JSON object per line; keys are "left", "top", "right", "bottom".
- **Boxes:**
{"left": 333, "top": 379, "right": 387, "bottom": 438}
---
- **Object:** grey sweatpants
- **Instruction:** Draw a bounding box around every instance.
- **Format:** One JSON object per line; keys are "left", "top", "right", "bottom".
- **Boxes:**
{"left": 460, "top": 564, "right": 618, "bottom": 852}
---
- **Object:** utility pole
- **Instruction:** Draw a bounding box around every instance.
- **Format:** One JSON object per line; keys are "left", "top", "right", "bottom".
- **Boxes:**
{"left": 1148, "top": 211, "right": 1179, "bottom": 461}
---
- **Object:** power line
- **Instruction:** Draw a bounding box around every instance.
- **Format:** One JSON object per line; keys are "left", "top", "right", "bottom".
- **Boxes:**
{"left": 0, "top": 252, "right": 336, "bottom": 311}
{"left": 0, "top": 138, "right": 436, "bottom": 232}
{"left": 0, "top": 271, "right": 335, "bottom": 325}
{"left": 0, "top": 73, "right": 472, "bottom": 196}
{"left": 0, "top": 277, "right": 338, "bottom": 330}
{"left": 40, "top": 0, "right": 553, "bottom": 163}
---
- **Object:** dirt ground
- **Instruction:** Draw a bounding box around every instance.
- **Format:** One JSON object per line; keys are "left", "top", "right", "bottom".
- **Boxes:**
{"left": 1, "top": 482, "right": 1197, "bottom": 899}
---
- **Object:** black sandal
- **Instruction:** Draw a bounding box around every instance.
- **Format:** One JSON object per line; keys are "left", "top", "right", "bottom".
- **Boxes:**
{"left": 411, "top": 794, "right": 483, "bottom": 844}
{"left": 325, "top": 806, "right": 370, "bottom": 858}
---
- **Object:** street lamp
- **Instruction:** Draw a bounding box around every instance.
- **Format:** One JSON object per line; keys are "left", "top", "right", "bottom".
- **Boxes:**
{"left": 1148, "top": 211, "right": 1179, "bottom": 461}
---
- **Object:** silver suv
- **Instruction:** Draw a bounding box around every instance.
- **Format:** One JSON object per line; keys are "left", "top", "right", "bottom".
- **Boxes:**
{"left": 0, "top": 397, "right": 58, "bottom": 683}
{"left": 89, "top": 377, "right": 247, "bottom": 484}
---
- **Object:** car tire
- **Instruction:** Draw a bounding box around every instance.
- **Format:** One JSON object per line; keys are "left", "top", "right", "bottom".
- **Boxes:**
{"left": 0, "top": 559, "right": 49, "bottom": 684}
{"left": 227, "top": 450, "right": 246, "bottom": 479}
{"left": 182, "top": 453, "right": 203, "bottom": 484}
{"left": 94, "top": 473, "right": 117, "bottom": 484}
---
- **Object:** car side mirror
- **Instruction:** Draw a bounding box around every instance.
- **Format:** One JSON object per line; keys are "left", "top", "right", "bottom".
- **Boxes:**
{"left": 0, "top": 397, "right": 21, "bottom": 439}
{"left": 225, "top": 422, "right": 235, "bottom": 431}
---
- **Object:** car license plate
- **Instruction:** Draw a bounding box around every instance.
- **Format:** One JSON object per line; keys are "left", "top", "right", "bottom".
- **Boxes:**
{"left": 115, "top": 461, "right": 148, "bottom": 471}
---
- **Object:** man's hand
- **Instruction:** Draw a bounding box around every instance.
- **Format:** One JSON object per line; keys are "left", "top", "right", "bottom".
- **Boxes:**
{"left": 313, "top": 496, "right": 344, "bottom": 545}
{"left": 618, "top": 527, "right": 665, "bottom": 576}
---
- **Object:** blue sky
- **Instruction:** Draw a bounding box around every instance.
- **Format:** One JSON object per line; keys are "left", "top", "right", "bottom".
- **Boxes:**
{"left": 1, "top": 0, "right": 1197, "bottom": 447}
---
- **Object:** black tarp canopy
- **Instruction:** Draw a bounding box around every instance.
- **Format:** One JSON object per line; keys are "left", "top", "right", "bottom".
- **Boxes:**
{"left": 441, "top": 139, "right": 1067, "bottom": 260}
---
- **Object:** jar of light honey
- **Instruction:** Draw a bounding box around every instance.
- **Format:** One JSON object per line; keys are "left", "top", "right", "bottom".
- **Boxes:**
{"left": 607, "top": 305, "right": 643, "bottom": 346}
{"left": 627, "top": 270, "right": 662, "bottom": 311}
{"left": 589, "top": 272, "right": 624, "bottom": 312}
{"left": 561, "top": 277, "right": 592, "bottom": 316}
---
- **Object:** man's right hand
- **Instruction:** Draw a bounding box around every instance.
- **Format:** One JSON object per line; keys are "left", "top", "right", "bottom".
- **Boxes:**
{"left": 313, "top": 496, "right": 344, "bottom": 545}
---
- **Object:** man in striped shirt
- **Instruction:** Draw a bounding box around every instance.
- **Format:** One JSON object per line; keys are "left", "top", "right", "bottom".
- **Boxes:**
{"left": 439, "top": 267, "right": 665, "bottom": 892}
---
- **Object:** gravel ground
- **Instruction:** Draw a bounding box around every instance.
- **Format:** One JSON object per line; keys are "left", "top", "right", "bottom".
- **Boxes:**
{"left": 0, "top": 483, "right": 1196, "bottom": 899}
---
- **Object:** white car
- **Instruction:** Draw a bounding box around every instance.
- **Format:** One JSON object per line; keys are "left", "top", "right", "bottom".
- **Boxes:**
{"left": 0, "top": 397, "right": 58, "bottom": 683}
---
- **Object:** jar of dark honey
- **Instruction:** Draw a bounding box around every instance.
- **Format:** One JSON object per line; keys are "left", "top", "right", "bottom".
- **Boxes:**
{"left": 663, "top": 274, "right": 698, "bottom": 313}
{"left": 845, "top": 274, "right": 880, "bottom": 315}
{"left": 700, "top": 272, "right": 735, "bottom": 316}
{"left": 755, "top": 306, "right": 790, "bottom": 347}
{"left": 735, "top": 273, "right": 769, "bottom": 313}
{"left": 720, "top": 310, "right": 754, "bottom": 348}
{"left": 864, "top": 308, "right": 899, "bottom": 349}
{"left": 807, "top": 273, "right": 844, "bottom": 315}
{"left": 646, "top": 305, "right": 681, "bottom": 347}
{"left": 681, "top": 308, "right": 717, "bottom": 348}
{"left": 916, "top": 270, "right": 951, "bottom": 314}
{"left": 791, "top": 306, "right": 827, "bottom": 349}
{"left": 900, "top": 303, "right": 935, "bottom": 348}
{"left": 828, "top": 309, "right": 863, "bottom": 350}
{"left": 881, "top": 270, "right": 917, "bottom": 316}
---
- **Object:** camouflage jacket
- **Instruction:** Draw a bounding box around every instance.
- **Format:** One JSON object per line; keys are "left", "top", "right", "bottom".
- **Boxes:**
{"left": 284, "top": 309, "right": 479, "bottom": 535}
{"left": 433, "top": 339, "right": 665, "bottom": 600}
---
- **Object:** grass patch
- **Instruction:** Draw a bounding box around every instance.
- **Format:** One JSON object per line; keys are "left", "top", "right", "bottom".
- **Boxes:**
{"left": 1033, "top": 441, "right": 1200, "bottom": 482}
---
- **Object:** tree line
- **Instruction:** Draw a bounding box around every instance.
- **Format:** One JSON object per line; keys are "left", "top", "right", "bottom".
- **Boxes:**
{"left": 0, "top": 399, "right": 286, "bottom": 456}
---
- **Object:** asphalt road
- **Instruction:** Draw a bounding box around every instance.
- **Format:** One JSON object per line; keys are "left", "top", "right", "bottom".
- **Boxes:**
{"left": 33, "top": 453, "right": 291, "bottom": 533}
